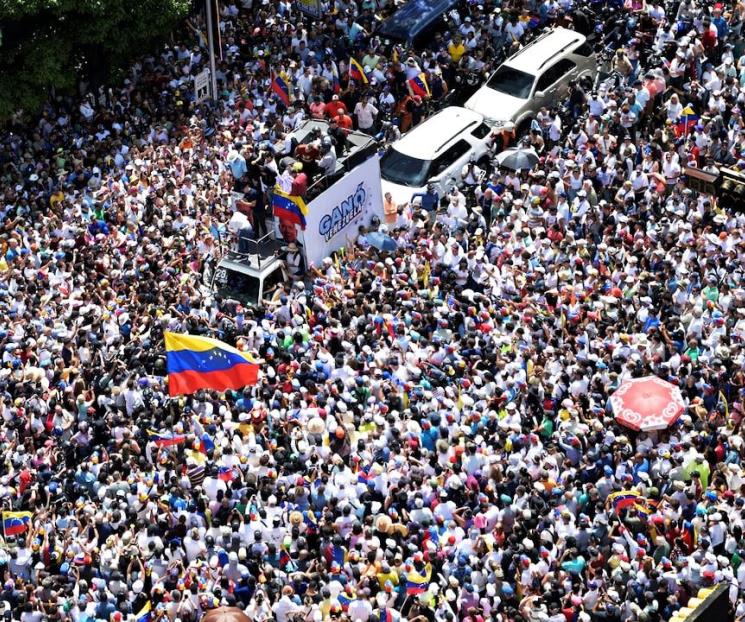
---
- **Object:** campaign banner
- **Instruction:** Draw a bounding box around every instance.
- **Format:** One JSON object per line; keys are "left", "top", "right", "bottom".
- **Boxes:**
{"left": 303, "top": 156, "right": 384, "bottom": 269}
{"left": 297, "top": 0, "right": 321, "bottom": 17}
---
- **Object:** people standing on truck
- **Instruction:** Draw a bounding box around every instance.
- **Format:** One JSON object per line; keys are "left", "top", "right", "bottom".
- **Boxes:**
{"left": 290, "top": 163, "right": 308, "bottom": 196}
{"left": 324, "top": 94, "right": 347, "bottom": 119}
{"left": 354, "top": 95, "right": 379, "bottom": 133}
{"left": 229, "top": 209, "right": 254, "bottom": 253}
{"left": 318, "top": 140, "right": 338, "bottom": 178}
{"left": 281, "top": 242, "right": 305, "bottom": 280}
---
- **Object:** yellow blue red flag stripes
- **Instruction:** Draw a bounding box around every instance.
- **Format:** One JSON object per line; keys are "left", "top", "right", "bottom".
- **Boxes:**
{"left": 272, "top": 189, "right": 308, "bottom": 229}
{"left": 607, "top": 490, "right": 643, "bottom": 512}
{"left": 271, "top": 69, "right": 291, "bottom": 106}
{"left": 164, "top": 333, "right": 259, "bottom": 396}
{"left": 3, "top": 511, "right": 32, "bottom": 536}
{"left": 349, "top": 57, "right": 368, "bottom": 84}
{"left": 147, "top": 429, "right": 186, "bottom": 447}
{"left": 136, "top": 601, "right": 152, "bottom": 622}
{"left": 405, "top": 562, "right": 432, "bottom": 594}
{"left": 408, "top": 73, "right": 430, "bottom": 98}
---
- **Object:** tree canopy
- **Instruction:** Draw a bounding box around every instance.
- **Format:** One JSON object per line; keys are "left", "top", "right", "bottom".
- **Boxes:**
{"left": 0, "top": 0, "right": 192, "bottom": 120}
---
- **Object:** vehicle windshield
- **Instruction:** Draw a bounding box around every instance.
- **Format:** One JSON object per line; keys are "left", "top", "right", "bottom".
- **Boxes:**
{"left": 485, "top": 66, "right": 535, "bottom": 99}
{"left": 378, "top": 0, "right": 457, "bottom": 41}
{"left": 380, "top": 148, "right": 431, "bottom": 187}
{"left": 212, "top": 266, "right": 261, "bottom": 305}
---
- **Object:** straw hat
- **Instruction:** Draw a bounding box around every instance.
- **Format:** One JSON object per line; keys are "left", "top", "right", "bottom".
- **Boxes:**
{"left": 307, "top": 417, "right": 325, "bottom": 435}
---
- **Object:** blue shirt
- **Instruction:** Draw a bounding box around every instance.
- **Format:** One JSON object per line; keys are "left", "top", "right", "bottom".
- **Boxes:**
{"left": 229, "top": 154, "right": 247, "bottom": 180}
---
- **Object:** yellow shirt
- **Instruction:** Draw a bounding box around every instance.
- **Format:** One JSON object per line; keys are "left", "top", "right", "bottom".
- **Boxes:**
{"left": 448, "top": 42, "right": 466, "bottom": 63}
{"left": 376, "top": 570, "right": 399, "bottom": 588}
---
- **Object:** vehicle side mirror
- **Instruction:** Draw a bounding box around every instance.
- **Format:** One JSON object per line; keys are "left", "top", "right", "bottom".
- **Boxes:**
{"left": 535, "top": 90, "right": 546, "bottom": 99}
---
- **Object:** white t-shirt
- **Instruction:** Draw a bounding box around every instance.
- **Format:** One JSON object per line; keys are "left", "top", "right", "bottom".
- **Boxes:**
{"left": 354, "top": 102, "right": 378, "bottom": 129}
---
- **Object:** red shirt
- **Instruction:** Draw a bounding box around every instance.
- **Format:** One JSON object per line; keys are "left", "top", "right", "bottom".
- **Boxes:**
{"left": 325, "top": 101, "right": 347, "bottom": 118}
{"left": 335, "top": 113, "right": 353, "bottom": 131}
{"left": 291, "top": 173, "right": 308, "bottom": 196}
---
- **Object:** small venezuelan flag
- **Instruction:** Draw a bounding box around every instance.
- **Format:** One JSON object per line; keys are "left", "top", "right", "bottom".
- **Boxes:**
{"left": 272, "top": 189, "right": 308, "bottom": 229}
{"left": 349, "top": 57, "right": 368, "bottom": 84}
{"left": 279, "top": 548, "right": 293, "bottom": 569}
{"left": 271, "top": 69, "right": 291, "bottom": 106}
{"left": 380, "top": 609, "right": 395, "bottom": 622}
{"left": 218, "top": 466, "right": 236, "bottom": 482}
{"left": 330, "top": 544, "right": 346, "bottom": 566}
{"left": 674, "top": 104, "right": 698, "bottom": 137}
{"left": 408, "top": 73, "right": 430, "bottom": 98}
{"left": 164, "top": 332, "right": 259, "bottom": 396}
{"left": 136, "top": 601, "right": 152, "bottom": 622}
{"left": 147, "top": 430, "right": 187, "bottom": 447}
{"left": 2, "top": 511, "right": 32, "bottom": 536}
{"left": 332, "top": 70, "right": 341, "bottom": 94}
{"left": 406, "top": 563, "right": 432, "bottom": 594}
{"left": 337, "top": 590, "right": 356, "bottom": 611}
{"left": 197, "top": 432, "right": 215, "bottom": 454}
{"left": 357, "top": 465, "right": 372, "bottom": 485}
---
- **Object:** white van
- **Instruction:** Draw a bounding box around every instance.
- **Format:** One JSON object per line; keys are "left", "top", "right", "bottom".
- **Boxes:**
{"left": 379, "top": 107, "right": 492, "bottom": 206}
{"left": 465, "top": 27, "right": 597, "bottom": 138}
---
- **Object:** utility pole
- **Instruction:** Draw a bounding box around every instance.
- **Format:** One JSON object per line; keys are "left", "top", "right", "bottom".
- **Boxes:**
{"left": 205, "top": 0, "right": 219, "bottom": 100}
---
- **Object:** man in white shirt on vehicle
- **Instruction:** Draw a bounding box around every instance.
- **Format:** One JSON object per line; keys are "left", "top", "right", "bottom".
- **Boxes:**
{"left": 354, "top": 95, "right": 378, "bottom": 132}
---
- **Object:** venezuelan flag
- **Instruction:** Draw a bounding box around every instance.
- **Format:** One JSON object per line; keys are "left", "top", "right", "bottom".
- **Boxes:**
{"left": 2, "top": 511, "right": 32, "bottom": 536}
{"left": 408, "top": 73, "right": 430, "bottom": 98}
{"left": 675, "top": 105, "right": 699, "bottom": 137}
{"left": 304, "top": 510, "right": 318, "bottom": 533}
{"left": 164, "top": 332, "right": 259, "bottom": 396}
{"left": 337, "top": 590, "right": 356, "bottom": 611}
{"left": 136, "top": 601, "right": 152, "bottom": 622}
{"left": 218, "top": 466, "right": 236, "bottom": 482}
{"left": 607, "top": 490, "right": 643, "bottom": 512}
{"left": 271, "top": 69, "right": 291, "bottom": 106}
{"left": 329, "top": 544, "right": 346, "bottom": 566}
{"left": 380, "top": 609, "right": 395, "bottom": 622}
{"left": 357, "top": 465, "right": 372, "bottom": 485}
{"left": 272, "top": 189, "right": 308, "bottom": 229}
{"left": 349, "top": 57, "right": 368, "bottom": 84}
{"left": 197, "top": 432, "right": 215, "bottom": 454}
{"left": 279, "top": 548, "right": 292, "bottom": 569}
{"left": 406, "top": 563, "right": 432, "bottom": 594}
{"left": 147, "top": 429, "right": 187, "bottom": 447}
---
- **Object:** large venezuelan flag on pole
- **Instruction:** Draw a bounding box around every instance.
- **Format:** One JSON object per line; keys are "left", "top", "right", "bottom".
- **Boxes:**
{"left": 271, "top": 69, "right": 291, "bottom": 106}
{"left": 272, "top": 189, "right": 308, "bottom": 229}
{"left": 164, "top": 333, "right": 259, "bottom": 396}
{"left": 349, "top": 58, "right": 368, "bottom": 84}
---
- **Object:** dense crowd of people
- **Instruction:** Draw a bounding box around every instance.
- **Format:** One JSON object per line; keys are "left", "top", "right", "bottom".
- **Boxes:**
{"left": 2, "top": 0, "right": 745, "bottom": 621}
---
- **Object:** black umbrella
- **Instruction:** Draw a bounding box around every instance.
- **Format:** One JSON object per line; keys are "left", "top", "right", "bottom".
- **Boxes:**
{"left": 496, "top": 148, "right": 539, "bottom": 171}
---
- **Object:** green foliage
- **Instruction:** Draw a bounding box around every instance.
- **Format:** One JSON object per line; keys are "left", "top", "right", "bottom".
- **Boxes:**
{"left": 0, "top": 0, "right": 192, "bottom": 121}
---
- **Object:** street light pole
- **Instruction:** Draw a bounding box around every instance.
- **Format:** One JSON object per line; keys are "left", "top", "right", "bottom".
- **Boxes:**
{"left": 205, "top": 0, "right": 219, "bottom": 100}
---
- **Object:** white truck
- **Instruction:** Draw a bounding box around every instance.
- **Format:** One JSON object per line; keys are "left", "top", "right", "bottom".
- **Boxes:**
{"left": 209, "top": 121, "right": 385, "bottom": 305}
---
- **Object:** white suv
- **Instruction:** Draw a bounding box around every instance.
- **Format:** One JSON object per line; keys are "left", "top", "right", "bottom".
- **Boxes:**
{"left": 380, "top": 107, "right": 492, "bottom": 206}
{"left": 465, "top": 27, "right": 597, "bottom": 139}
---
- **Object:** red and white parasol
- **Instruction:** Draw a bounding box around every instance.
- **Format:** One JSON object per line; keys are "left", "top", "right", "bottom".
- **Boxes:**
{"left": 610, "top": 376, "right": 686, "bottom": 431}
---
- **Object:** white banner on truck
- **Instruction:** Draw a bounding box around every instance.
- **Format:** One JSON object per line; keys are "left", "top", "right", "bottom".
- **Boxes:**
{"left": 302, "top": 156, "right": 385, "bottom": 268}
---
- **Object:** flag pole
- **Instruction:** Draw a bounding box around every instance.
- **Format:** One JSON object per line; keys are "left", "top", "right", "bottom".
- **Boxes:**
{"left": 205, "top": 0, "right": 219, "bottom": 100}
